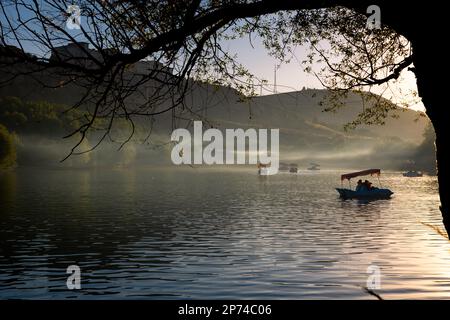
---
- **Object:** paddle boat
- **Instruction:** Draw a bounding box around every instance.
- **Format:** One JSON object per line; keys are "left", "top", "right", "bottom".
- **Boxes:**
{"left": 336, "top": 169, "right": 393, "bottom": 200}
{"left": 402, "top": 170, "right": 423, "bottom": 177}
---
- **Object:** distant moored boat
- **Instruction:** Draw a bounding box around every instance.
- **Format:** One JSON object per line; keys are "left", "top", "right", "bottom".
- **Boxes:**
{"left": 289, "top": 163, "right": 298, "bottom": 173}
{"left": 403, "top": 170, "right": 423, "bottom": 177}
{"left": 307, "top": 163, "right": 320, "bottom": 170}
{"left": 258, "top": 163, "right": 270, "bottom": 176}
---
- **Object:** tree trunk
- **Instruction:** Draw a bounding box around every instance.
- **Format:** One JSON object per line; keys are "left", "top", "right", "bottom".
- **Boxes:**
{"left": 412, "top": 38, "right": 450, "bottom": 237}
{"left": 433, "top": 123, "right": 450, "bottom": 235}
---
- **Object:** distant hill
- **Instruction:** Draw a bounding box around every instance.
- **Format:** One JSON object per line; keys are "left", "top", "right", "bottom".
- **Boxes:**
{"left": 0, "top": 66, "right": 434, "bottom": 172}
{"left": 146, "top": 84, "right": 431, "bottom": 170}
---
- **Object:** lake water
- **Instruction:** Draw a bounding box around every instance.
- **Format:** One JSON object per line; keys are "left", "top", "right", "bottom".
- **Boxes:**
{"left": 1, "top": 167, "right": 450, "bottom": 299}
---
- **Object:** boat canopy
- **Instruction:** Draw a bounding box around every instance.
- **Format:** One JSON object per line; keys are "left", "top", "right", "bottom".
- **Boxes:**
{"left": 341, "top": 169, "right": 381, "bottom": 181}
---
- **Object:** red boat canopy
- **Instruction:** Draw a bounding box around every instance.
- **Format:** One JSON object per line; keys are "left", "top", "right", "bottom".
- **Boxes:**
{"left": 341, "top": 169, "right": 381, "bottom": 181}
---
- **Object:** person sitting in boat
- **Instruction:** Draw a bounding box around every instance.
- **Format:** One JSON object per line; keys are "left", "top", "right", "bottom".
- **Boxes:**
{"left": 364, "top": 180, "right": 374, "bottom": 190}
{"left": 356, "top": 179, "right": 364, "bottom": 192}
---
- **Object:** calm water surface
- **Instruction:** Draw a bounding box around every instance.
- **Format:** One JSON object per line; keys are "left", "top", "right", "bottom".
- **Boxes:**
{"left": 1, "top": 167, "right": 449, "bottom": 299}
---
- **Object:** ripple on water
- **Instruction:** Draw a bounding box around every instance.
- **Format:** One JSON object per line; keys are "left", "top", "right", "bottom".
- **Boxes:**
{"left": 0, "top": 169, "right": 449, "bottom": 299}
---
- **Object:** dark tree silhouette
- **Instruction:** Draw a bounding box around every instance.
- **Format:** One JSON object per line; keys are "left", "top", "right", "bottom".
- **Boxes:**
{"left": 0, "top": 1, "right": 448, "bottom": 235}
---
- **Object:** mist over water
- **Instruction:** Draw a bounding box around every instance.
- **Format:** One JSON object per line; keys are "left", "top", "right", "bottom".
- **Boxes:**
{"left": 1, "top": 92, "right": 435, "bottom": 173}
{"left": 0, "top": 168, "right": 448, "bottom": 299}
{"left": 12, "top": 127, "right": 433, "bottom": 173}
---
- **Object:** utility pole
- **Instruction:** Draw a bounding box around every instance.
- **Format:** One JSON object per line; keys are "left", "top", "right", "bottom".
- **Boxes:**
{"left": 273, "top": 65, "right": 277, "bottom": 94}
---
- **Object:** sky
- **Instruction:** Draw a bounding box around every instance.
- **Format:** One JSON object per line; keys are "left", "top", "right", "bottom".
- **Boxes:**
{"left": 2, "top": 1, "right": 425, "bottom": 112}
{"left": 225, "top": 36, "right": 425, "bottom": 112}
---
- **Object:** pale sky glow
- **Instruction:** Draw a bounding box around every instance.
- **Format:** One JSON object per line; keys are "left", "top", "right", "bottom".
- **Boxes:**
{"left": 2, "top": 3, "right": 425, "bottom": 112}
{"left": 227, "top": 36, "right": 426, "bottom": 112}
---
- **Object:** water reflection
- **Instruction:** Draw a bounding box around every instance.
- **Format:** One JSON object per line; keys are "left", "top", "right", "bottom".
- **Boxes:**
{"left": 0, "top": 168, "right": 449, "bottom": 299}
